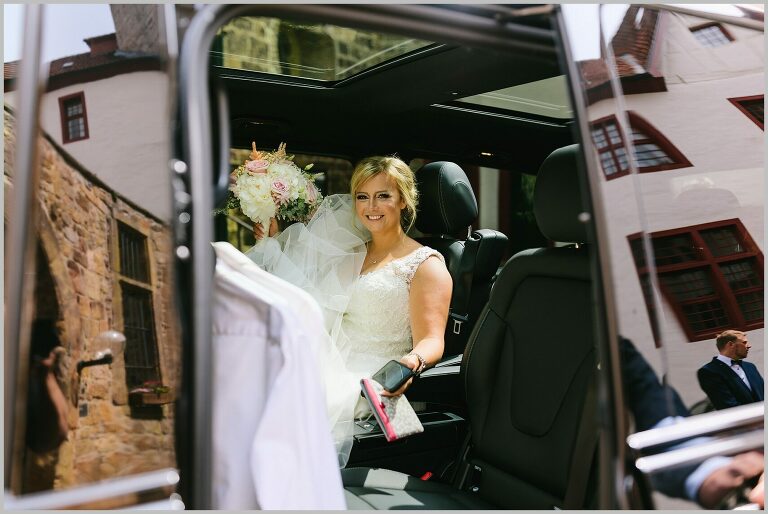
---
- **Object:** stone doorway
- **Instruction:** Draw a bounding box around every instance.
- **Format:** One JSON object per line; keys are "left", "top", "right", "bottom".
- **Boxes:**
{"left": 21, "top": 242, "right": 67, "bottom": 493}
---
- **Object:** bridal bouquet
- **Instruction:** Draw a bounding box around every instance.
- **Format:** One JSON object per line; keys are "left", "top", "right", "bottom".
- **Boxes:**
{"left": 222, "top": 142, "right": 322, "bottom": 226}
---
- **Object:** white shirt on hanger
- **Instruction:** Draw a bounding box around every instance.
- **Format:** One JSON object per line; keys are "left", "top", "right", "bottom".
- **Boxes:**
{"left": 211, "top": 242, "right": 345, "bottom": 510}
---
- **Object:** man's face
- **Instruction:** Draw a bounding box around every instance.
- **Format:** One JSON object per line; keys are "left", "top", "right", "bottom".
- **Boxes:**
{"left": 731, "top": 334, "right": 751, "bottom": 360}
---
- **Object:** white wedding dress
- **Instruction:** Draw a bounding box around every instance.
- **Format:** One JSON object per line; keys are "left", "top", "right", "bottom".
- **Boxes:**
{"left": 246, "top": 194, "right": 443, "bottom": 466}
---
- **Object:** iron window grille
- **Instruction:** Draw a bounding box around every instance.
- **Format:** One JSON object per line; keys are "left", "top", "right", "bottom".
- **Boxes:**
{"left": 117, "top": 222, "right": 161, "bottom": 388}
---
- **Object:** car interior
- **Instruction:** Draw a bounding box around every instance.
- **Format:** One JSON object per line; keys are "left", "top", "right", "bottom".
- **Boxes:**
{"left": 205, "top": 7, "right": 600, "bottom": 509}
{"left": 4, "top": 3, "right": 763, "bottom": 510}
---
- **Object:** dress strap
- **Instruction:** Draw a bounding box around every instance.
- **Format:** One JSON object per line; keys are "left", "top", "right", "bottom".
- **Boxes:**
{"left": 394, "top": 246, "right": 445, "bottom": 286}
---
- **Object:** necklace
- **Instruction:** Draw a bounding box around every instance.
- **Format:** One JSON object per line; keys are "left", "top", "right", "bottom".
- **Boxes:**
{"left": 367, "top": 243, "right": 383, "bottom": 264}
{"left": 367, "top": 238, "right": 404, "bottom": 265}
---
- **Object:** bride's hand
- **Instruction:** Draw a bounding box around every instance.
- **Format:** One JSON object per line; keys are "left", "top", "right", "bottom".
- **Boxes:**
{"left": 380, "top": 355, "right": 420, "bottom": 397}
{"left": 380, "top": 376, "right": 413, "bottom": 397}
{"left": 253, "top": 218, "right": 278, "bottom": 240}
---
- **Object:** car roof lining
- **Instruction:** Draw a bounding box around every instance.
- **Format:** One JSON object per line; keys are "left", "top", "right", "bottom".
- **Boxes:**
{"left": 216, "top": 7, "right": 574, "bottom": 172}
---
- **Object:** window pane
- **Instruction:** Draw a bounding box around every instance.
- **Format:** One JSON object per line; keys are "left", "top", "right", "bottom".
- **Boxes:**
{"left": 660, "top": 268, "right": 714, "bottom": 301}
{"left": 65, "top": 100, "right": 83, "bottom": 117}
{"left": 736, "top": 291, "right": 763, "bottom": 322}
{"left": 215, "top": 17, "right": 433, "bottom": 82}
{"left": 615, "top": 146, "right": 629, "bottom": 170}
{"left": 118, "top": 223, "right": 150, "bottom": 283}
{"left": 651, "top": 233, "right": 698, "bottom": 266}
{"left": 682, "top": 300, "right": 730, "bottom": 332}
{"left": 606, "top": 122, "right": 622, "bottom": 144}
{"left": 701, "top": 225, "right": 745, "bottom": 256}
{"left": 634, "top": 143, "right": 673, "bottom": 167}
{"left": 122, "top": 286, "right": 160, "bottom": 388}
{"left": 719, "top": 258, "right": 761, "bottom": 290}
{"left": 692, "top": 24, "right": 731, "bottom": 48}
{"left": 591, "top": 128, "right": 608, "bottom": 149}
{"left": 741, "top": 99, "right": 764, "bottom": 124}
{"left": 600, "top": 151, "right": 617, "bottom": 175}
{"left": 67, "top": 119, "right": 83, "bottom": 140}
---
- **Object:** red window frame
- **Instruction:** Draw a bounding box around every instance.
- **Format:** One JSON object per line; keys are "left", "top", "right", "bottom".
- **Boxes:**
{"left": 629, "top": 219, "right": 764, "bottom": 343}
{"left": 689, "top": 22, "right": 735, "bottom": 48}
{"left": 590, "top": 116, "right": 629, "bottom": 179}
{"left": 728, "top": 95, "right": 764, "bottom": 130}
{"left": 590, "top": 112, "right": 692, "bottom": 180}
{"left": 58, "top": 91, "right": 89, "bottom": 143}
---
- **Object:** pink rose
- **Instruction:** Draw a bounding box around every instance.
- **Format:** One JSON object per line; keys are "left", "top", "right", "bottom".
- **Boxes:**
{"left": 306, "top": 181, "right": 318, "bottom": 203}
{"left": 271, "top": 179, "right": 290, "bottom": 205}
{"left": 246, "top": 159, "right": 269, "bottom": 174}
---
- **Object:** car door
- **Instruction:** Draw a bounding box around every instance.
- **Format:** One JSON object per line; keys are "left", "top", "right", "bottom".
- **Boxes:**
{"left": 173, "top": 3, "right": 622, "bottom": 509}
{"left": 560, "top": 3, "right": 764, "bottom": 509}
{"left": 4, "top": 4, "right": 184, "bottom": 509}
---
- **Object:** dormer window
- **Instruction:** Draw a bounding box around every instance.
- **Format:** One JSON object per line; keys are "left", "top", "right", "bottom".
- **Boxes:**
{"left": 58, "top": 92, "right": 89, "bottom": 143}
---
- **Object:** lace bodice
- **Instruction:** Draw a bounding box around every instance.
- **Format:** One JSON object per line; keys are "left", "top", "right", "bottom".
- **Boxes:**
{"left": 339, "top": 246, "right": 444, "bottom": 378}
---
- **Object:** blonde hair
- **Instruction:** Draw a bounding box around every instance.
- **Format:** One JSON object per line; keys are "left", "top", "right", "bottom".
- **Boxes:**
{"left": 350, "top": 156, "right": 418, "bottom": 233}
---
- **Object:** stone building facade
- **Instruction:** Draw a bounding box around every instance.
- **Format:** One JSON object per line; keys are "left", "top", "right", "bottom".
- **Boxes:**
{"left": 4, "top": 107, "right": 181, "bottom": 493}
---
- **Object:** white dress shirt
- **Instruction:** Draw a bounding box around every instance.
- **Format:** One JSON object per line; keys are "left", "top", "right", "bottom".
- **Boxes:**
{"left": 212, "top": 242, "right": 345, "bottom": 510}
{"left": 715, "top": 354, "right": 751, "bottom": 390}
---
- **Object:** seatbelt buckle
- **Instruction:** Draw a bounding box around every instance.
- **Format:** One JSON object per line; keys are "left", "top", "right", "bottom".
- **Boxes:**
{"left": 450, "top": 312, "right": 469, "bottom": 335}
{"left": 466, "top": 464, "right": 482, "bottom": 493}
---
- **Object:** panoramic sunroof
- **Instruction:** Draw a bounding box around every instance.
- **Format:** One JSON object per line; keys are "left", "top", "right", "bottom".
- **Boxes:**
{"left": 211, "top": 17, "right": 433, "bottom": 82}
{"left": 455, "top": 75, "right": 573, "bottom": 119}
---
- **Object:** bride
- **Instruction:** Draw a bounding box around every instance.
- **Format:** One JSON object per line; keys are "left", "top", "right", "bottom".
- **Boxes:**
{"left": 247, "top": 156, "right": 452, "bottom": 466}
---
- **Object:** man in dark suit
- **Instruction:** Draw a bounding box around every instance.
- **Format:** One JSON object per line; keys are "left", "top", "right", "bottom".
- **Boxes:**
{"left": 697, "top": 330, "right": 764, "bottom": 410}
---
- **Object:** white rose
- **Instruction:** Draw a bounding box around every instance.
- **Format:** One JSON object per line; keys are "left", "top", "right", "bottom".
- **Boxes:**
{"left": 235, "top": 174, "right": 276, "bottom": 224}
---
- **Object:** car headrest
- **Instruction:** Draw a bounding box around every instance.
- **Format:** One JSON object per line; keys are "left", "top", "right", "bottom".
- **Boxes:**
{"left": 415, "top": 161, "right": 478, "bottom": 235}
{"left": 534, "top": 144, "right": 591, "bottom": 244}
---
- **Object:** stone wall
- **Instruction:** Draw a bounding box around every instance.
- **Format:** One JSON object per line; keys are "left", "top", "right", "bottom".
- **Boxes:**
{"left": 4, "top": 107, "right": 181, "bottom": 493}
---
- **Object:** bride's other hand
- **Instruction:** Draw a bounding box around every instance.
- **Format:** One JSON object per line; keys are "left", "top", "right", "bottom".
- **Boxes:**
{"left": 253, "top": 218, "right": 278, "bottom": 240}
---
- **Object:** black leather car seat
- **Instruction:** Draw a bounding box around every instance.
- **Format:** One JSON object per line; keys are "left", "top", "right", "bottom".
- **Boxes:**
{"left": 342, "top": 145, "right": 598, "bottom": 509}
{"left": 414, "top": 161, "right": 508, "bottom": 357}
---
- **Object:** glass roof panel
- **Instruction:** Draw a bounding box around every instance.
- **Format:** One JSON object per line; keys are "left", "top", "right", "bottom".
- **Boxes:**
{"left": 455, "top": 75, "right": 573, "bottom": 119}
{"left": 211, "top": 17, "right": 434, "bottom": 82}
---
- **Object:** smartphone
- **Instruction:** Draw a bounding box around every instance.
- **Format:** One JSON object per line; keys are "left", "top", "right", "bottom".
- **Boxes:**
{"left": 371, "top": 360, "right": 415, "bottom": 393}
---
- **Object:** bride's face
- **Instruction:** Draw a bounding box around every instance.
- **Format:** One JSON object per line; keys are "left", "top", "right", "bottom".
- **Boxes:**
{"left": 354, "top": 172, "right": 406, "bottom": 235}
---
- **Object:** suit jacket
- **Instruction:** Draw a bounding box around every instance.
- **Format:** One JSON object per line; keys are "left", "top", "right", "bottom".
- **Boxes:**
{"left": 619, "top": 337, "right": 689, "bottom": 431}
{"left": 697, "top": 357, "right": 764, "bottom": 410}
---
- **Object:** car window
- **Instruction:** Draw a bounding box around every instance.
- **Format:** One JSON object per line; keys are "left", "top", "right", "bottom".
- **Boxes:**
{"left": 409, "top": 159, "right": 546, "bottom": 260}
{"left": 213, "top": 16, "right": 433, "bottom": 82}
{"left": 4, "top": 4, "right": 180, "bottom": 506}
{"left": 565, "top": 3, "right": 764, "bottom": 509}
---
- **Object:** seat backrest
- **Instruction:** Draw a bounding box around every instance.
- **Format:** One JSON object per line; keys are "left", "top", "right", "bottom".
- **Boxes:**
{"left": 461, "top": 145, "right": 597, "bottom": 509}
{"left": 415, "top": 161, "right": 508, "bottom": 357}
